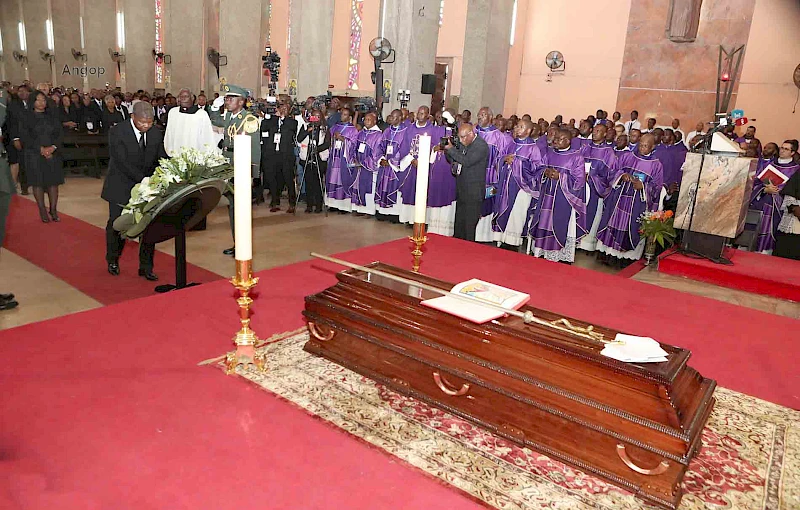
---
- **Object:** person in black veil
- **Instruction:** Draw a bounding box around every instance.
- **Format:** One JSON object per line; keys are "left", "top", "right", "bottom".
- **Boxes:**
{"left": 21, "top": 90, "right": 64, "bottom": 222}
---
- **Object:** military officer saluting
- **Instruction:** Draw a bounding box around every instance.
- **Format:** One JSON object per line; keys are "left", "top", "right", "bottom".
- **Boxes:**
{"left": 209, "top": 82, "right": 261, "bottom": 256}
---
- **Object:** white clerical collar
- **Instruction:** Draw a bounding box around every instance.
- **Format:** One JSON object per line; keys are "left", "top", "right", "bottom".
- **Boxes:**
{"left": 415, "top": 121, "right": 429, "bottom": 128}
{"left": 367, "top": 125, "right": 381, "bottom": 131}
{"left": 778, "top": 158, "right": 793, "bottom": 164}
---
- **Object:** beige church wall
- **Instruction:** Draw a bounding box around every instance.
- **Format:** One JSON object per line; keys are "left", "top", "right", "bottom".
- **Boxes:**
{"left": 219, "top": 0, "right": 264, "bottom": 94}
{"left": 269, "top": 0, "right": 290, "bottom": 92}
{"left": 435, "top": 0, "right": 466, "bottom": 98}
{"left": 616, "top": 0, "right": 756, "bottom": 129}
{"left": 121, "top": 0, "right": 156, "bottom": 93}
{"left": 512, "top": 0, "right": 631, "bottom": 120}
{"left": 735, "top": 0, "right": 800, "bottom": 147}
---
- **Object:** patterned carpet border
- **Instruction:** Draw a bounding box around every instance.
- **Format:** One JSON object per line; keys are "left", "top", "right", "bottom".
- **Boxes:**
{"left": 213, "top": 330, "right": 800, "bottom": 510}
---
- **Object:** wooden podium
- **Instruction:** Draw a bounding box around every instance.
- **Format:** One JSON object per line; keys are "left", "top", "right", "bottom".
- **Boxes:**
{"left": 674, "top": 152, "right": 757, "bottom": 259}
{"left": 303, "top": 263, "right": 716, "bottom": 509}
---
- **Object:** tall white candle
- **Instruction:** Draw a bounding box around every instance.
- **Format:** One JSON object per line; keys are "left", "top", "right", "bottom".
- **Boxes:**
{"left": 414, "top": 134, "right": 431, "bottom": 224}
{"left": 233, "top": 134, "right": 253, "bottom": 261}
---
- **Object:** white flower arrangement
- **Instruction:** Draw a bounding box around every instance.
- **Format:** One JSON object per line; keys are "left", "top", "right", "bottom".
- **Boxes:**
{"left": 114, "top": 147, "right": 232, "bottom": 238}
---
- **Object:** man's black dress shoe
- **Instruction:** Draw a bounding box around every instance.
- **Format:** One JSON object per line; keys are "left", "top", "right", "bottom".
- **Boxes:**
{"left": 0, "top": 300, "right": 18, "bottom": 311}
{"left": 0, "top": 293, "right": 14, "bottom": 302}
{"left": 222, "top": 246, "right": 235, "bottom": 256}
{"left": 138, "top": 269, "right": 159, "bottom": 281}
{"left": 108, "top": 263, "right": 120, "bottom": 276}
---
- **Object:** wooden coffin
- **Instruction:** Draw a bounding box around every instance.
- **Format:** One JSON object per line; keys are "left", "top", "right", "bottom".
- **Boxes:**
{"left": 302, "top": 263, "right": 716, "bottom": 509}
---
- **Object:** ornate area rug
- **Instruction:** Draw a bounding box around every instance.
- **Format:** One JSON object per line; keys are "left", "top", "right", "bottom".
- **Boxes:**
{"left": 220, "top": 330, "right": 800, "bottom": 509}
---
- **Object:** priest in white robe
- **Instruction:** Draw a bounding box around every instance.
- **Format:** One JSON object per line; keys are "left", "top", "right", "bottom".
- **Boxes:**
{"left": 164, "top": 88, "right": 217, "bottom": 157}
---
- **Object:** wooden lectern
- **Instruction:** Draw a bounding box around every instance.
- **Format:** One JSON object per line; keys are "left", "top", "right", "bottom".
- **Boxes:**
{"left": 674, "top": 152, "right": 757, "bottom": 259}
{"left": 303, "top": 263, "right": 716, "bottom": 509}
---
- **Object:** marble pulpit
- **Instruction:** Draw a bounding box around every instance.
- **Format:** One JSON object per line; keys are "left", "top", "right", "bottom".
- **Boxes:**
{"left": 674, "top": 153, "right": 757, "bottom": 238}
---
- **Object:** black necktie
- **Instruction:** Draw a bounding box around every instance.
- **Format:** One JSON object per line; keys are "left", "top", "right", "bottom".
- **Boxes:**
{"left": 139, "top": 132, "right": 146, "bottom": 152}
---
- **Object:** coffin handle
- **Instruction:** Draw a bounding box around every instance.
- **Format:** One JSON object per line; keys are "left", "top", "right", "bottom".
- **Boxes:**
{"left": 307, "top": 322, "right": 335, "bottom": 342}
{"left": 616, "top": 444, "right": 670, "bottom": 476}
{"left": 433, "top": 372, "right": 470, "bottom": 396}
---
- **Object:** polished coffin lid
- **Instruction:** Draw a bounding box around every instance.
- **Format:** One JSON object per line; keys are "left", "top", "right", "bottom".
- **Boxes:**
{"left": 303, "top": 262, "right": 717, "bottom": 462}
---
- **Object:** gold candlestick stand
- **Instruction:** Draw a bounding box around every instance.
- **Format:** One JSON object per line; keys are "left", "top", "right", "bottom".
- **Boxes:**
{"left": 225, "top": 259, "right": 266, "bottom": 374}
{"left": 410, "top": 222, "right": 428, "bottom": 273}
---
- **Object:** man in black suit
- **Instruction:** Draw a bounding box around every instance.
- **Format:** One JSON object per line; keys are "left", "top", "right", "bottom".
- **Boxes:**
{"left": 8, "top": 84, "right": 32, "bottom": 194}
{"left": 444, "top": 122, "right": 489, "bottom": 241}
{"left": 261, "top": 103, "right": 299, "bottom": 213}
{"left": 101, "top": 102, "right": 165, "bottom": 280}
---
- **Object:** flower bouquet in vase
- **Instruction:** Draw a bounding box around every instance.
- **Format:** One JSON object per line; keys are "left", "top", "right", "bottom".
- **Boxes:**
{"left": 638, "top": 210, "right": 677, "bottom": 266}
{"left": 113, "top": 148, "right": 233, "bottom": 239}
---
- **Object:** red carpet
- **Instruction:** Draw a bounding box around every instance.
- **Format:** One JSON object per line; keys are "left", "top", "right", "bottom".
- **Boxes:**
{"left": 1, "top": 235, "right": 798, "bottom": 509}
{"left": 658, "top": 247, "right": 800, "bottom": 302}
{"left": 2, "top": 196, "right": 222, "bottom": 305}
{"left": 616, "top": 259, "right": 646, "bottom": 278}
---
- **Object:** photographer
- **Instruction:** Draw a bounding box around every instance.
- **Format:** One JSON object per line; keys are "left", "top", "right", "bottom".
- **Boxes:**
{"left": 444, "top": 123, "right": 489, "bottom": 241}
{"left": 261, "top": 103, "right": 299, "bottom": 212}
{"left": 297, "top": 109, "right": 330, "bottom": 213}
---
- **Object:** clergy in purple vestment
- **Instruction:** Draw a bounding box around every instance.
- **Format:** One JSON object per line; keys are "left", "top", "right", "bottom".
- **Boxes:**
{"left": 474, "top": 107, "right": 513, "bottom": 242}
{"left": 397, "top": 106, "right": 441, "bottom": 224}
{"left": 426, "top": 127, "right": 458, "bottom": 236}
{"left": 375, "top": 109, "right": 412, "bottom": 219}
{"left": 326, "top": 107, "right": 359, "bottom": 211}
{"left": 595, "top": 134, "right": 665, "bottom": 261}
{"left": 750, "top": 140, "right": 800, "bottom": 254}
{"left": 526, "top": 129, "right": 587, "bottom": 263}
{"left": 578, "top": 124, "right": 617, "bottom": 252}
{"left": 493, "top": 119, "right": 543, "bottom": 247}
{"left": 349, "top": 112, "right": 384, "bottom": 215}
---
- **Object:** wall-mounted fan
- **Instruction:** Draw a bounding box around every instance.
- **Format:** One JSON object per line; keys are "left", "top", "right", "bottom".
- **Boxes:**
{"left": 152, "top": 49, "right": 171, "bottom": 65}
{"left": 207, "top": 47, "right": 227, "bottom": 79}
{"left": 794, "top": 63, "right": 800, "bottom": 89}
{"left": 39, "top": 50, "right": 55, "bottom": 62}
{"left": 12, "top": 50, "right": 28, "bottom": 64}
{"left": 545, "top": 51, "right": 565, "bottom": 71}
{"left": 72, "top": 48, "right": 87, "bottom": 62}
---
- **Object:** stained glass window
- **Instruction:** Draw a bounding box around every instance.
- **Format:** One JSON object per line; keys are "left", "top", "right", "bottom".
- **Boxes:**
{"left": 155, "top": 0, "right": 164, "bottom": 84}
{"left": 347, "top": 0, "right": 363, "bottom": 90}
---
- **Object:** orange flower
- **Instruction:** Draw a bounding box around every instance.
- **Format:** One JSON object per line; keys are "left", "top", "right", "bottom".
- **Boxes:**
{"left": 664, "top": 210, "right": 674, "bottom": 219}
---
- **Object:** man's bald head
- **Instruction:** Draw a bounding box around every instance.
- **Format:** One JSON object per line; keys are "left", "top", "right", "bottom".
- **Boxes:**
{"left": 639, "top": 133, "right": 656, "bottom": 156}
{"left": 457, "top": 123, "right": 477, "bottom": 146}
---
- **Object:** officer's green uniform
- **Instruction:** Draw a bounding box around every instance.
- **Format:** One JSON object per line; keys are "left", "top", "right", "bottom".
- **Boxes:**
{"left": 0, "top": 92, "right": 15, "bottom": 247}
{"left": 208, "top": 83, "right": 261, "bottom": 241}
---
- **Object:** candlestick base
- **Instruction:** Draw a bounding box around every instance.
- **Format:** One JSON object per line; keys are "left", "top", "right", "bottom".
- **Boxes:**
{"left": 225, "top": 259, "right": 267, "bottom": 374}
{"left": 409, "top": 223, "right": 428, "bottom": 273}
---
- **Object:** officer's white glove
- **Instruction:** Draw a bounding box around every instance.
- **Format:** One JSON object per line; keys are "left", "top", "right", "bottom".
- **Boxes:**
{"left": 211, "top": 96, "right": 225, "bottom": 111}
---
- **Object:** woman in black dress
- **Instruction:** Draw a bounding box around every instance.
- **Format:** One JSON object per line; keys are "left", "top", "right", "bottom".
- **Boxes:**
{"left": 59, "top": 94, "right": 79, "bottom": 131}
{"left": 22, "top": 91, "right": 64, "bottom": 222}
{"left": 100, "top": 94, "right": 125, "bottom": 133}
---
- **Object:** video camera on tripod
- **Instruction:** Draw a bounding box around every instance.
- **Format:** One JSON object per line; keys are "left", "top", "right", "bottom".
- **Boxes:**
{"left": 441, "top": 110, "right": 460, "bottom": 149}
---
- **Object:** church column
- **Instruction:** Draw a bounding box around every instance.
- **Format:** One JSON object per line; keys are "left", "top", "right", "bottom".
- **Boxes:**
{"left": 380, "top": 0, "right": 440, "bottom": 113}
{"left": 218, "top": 0, "right": 267, "bottom": 95}
{"left": 459, "top": 0, "right": 513, "bottom": 115}
{"left": 288, "top": 0, "right": 335, "bottom": 100}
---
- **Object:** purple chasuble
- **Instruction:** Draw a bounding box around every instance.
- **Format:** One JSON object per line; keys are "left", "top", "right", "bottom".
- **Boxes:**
{"left": 527, "top": 146, "right": 587, "bottom": 251}
{"left": 374, "top": 125, "right": 411, "bottom": 209}
{"left": 751, "top": 159, "right": 800, "bottom": 252}
{"left": 663, "top": 142, "right": 688, "bottom": 187}
{"left": 583, "top": 142, "right": 617, "bottom": 226}
{"left": 327, "top": 123, "right": 359, "bottom": 201}
{"left": 399, "top": 122, "right": 441, "bottom": 206}
{"left": 595, "top": 151, "right": 664, "bottom": 254}
{"left": 350, "top": 127, "right": 384, "bottom": 207}
{"left": 475, "top": 125, "right": 513, "bottom": 217}
{"left": 493, "top": 138, "right": 543, "bottom": 234}
{"left": 427, "top": 126, "right": 457, "bottom": 207}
